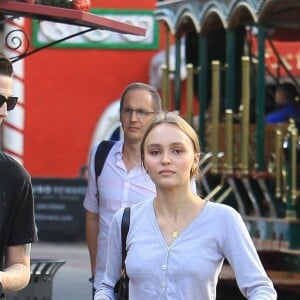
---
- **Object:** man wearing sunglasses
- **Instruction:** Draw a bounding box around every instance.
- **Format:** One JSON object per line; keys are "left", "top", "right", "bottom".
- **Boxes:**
{"left": 0, "top": 54, "right": 37, "bottom": 298}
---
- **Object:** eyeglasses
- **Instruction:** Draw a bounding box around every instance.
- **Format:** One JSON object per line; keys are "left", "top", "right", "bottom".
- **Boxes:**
{"left": 0, "top": 95, "right": 18, "bottom": 111}
{"left": 122, "top": 108, "right": 155, "bottom": 119}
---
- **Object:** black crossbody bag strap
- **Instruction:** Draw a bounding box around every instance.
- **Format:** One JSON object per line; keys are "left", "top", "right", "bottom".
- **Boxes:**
{"left": 114, "top": 207, "right": 130, "bottom": 300}
{"left": 114, "top": 207, "right": 130, "bottom": 299}
{"left": 121, "top": 207, "right": 130, "bottom": 276}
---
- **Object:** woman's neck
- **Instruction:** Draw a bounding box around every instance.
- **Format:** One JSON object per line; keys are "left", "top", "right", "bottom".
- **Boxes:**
{"left": 154, "top": 190, "right": 200, "bottom": 217}
{"left": 153, "top": 192, "right": 206, "bottom": 244}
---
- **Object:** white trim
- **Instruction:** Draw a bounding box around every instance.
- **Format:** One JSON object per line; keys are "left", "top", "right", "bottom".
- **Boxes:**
{"left": 90, "top": 100, "right": 123, "bottom": 149}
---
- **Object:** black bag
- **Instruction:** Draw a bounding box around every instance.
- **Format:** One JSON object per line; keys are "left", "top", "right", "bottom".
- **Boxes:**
{"left": 114, "top": 207, "right": 130, "bottom": 300}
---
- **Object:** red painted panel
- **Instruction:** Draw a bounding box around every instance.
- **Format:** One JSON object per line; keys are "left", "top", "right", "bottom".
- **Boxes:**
{"left": 21, "top": 2, "right": 164, "bottom": 177}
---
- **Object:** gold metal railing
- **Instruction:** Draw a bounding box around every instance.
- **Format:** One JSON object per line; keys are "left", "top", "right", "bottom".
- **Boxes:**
{"left": 290, "top": 127, "right": 299, "bottom": 205}
{"left": 225, "top": 109, "right": 233, "bottom": 175}
{"left": 240, "top": 56, "right": 250, "bottom": 175}
{"left": 186, "top": 63, "right": 194, "bottom": 125}
{"left": 211, "top": 60, "right": 221, "bottom": 174}
{"left": 275, "top": 129, "right": 283, "bottom": 199}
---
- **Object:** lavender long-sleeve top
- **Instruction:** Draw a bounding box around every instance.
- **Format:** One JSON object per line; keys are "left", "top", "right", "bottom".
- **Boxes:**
{"left": 95, "top": 199, "right": 277, "bottom": 300}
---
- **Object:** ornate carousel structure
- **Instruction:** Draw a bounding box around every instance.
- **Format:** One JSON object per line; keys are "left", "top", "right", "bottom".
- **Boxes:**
{"left": 154, "top": 0, "right": 300, "bottom": 298}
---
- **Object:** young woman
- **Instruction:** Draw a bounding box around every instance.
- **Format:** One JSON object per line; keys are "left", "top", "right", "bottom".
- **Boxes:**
{"left": 95, "top": 112, "right": 277, "bottom": 300}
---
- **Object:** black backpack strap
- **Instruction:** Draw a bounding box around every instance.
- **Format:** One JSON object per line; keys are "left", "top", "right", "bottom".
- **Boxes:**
{"left": 94, "top": 140, "right": 116, "bottom": 178}
{"left": 94, "top": 140, "right": 115, "bottom": 202}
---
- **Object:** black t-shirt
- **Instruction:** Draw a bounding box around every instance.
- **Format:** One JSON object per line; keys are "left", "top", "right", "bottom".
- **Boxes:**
{"left": 0, "top": 152, "right": 37, "bottom": 269}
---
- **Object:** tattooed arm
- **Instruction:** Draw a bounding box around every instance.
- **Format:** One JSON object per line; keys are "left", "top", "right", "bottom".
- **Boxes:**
{"left": 0, "top": 244, "right": 31, "bottom": 292}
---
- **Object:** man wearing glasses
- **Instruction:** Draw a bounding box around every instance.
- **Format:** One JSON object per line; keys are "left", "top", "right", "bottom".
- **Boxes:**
{"left": 84, "top": 83, "right": 162, "bottom": 295}
{"left": 0, "top": 54, "right": 36, "bottom": 297}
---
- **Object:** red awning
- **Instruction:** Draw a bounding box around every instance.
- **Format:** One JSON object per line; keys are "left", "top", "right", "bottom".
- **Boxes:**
{"left": 0, "top": 1, "right": 146, "bottom": 36}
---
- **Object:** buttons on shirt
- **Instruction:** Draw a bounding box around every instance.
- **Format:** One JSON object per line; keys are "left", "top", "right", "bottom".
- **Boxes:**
{"left": 160, "top": 281, "right": 166, "bottom": 288}
{"left": 161, "top": 264, "right": 167, "bottom": 270}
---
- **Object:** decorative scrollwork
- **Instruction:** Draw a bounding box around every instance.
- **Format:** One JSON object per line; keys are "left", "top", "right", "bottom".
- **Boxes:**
{"left": 5, "top": 29, "right": 30, "bottom": 61}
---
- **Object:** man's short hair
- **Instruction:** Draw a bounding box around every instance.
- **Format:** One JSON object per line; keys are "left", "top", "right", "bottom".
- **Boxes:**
{"left": 0, "top": 53, "right": 13, "bottom": 77}
{"left": 120, "top": 82, "right": 162, "bottom": 113}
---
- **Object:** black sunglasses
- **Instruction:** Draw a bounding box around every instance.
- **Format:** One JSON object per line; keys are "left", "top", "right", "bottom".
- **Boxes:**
{"left": 0, "top": 95, "right": 18, "bottom": 111}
